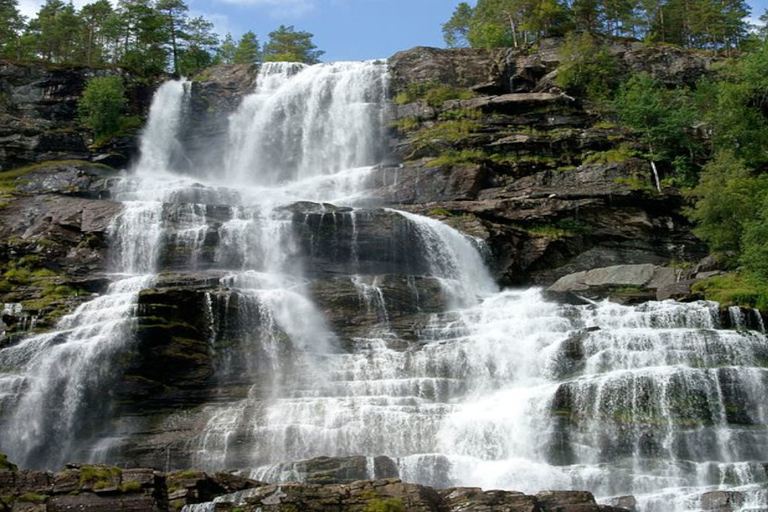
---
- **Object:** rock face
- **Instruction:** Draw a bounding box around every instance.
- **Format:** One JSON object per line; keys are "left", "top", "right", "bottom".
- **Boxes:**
{"left": 0, "top": 161, "right": 121, "bottom": 343}
{"left": 382, "top": 40, "right": 709, "bottom": 286}
{"left": 547, "top": 264, "right": 681, "bottom": 302}
{"left": 0, "top": 61, "right": 154, "bottom": 171}
{"left": 0, "top": 453, "right": 637, "bottom": 512}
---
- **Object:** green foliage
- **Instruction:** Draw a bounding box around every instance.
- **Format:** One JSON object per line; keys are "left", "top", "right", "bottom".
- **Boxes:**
{"left": 390, "top": 117, "right": 422, "bottom": 133}
{"left": 363, "top": 497, "right": 406, "bottom": 512}
{"left": 427, "top": 208, "right": 453, "bottom": 217}
{"left": 441, "top": 0, "right": 751, "bottom": 50}
{"left": 615, "top": 72, "right": 700, "bottom": 180}
{"left": 0, "top": 452, "right": 17, "bottom": 472}
{"left": 394, "top": 81, "right": 476, "bottom": 107}
{"left": 263, "top": 25, "right": 323, "bottom": 64}
{"left": 687, "top": 150, "right": 768, "bottom": 255}
{"left": 443, "top": 2, "right": 473, "bottom": 48}
{"left": 426, "top": 149, "right": 488, "bottom": 167}
{"left": 17, "top": 493, "right": 48, "bottom": 503}
{"left": 703, "top": 41, "right": 768, "bottom": 168}
{"left": 555, "top": 32, "right": 621, "bottom": 100}
{"left": 692, "top": 273, "right": 768, "bottom": 310}
{"left": 233, "top": 30, "right": 260, "bottom": 65}
{"left": 582, "top": 145, "right": 635, "bottom": 165}
{"left": 79, "top": 76, "right": 127, "bottom": 140}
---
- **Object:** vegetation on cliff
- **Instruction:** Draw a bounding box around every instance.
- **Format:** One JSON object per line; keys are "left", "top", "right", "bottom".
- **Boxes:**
{"left": 444, "top": 0, "right": 756, "bottom": 52}
{"left": 0, "top": 0, "right": 322, "bottom": 76}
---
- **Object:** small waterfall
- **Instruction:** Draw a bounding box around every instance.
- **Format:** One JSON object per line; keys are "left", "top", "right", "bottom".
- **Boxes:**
{"left": 135, "top": 79, "right": 190, "bottom": 174}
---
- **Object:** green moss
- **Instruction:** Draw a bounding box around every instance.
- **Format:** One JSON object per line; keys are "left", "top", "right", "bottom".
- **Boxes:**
{"left": 390, "top": 117, "right": 422, "bottom": 133}
{"left": 394, "top": 81, "right": 476, "bottom": 107}
{"left": 79, "top": 464, "right": 122, "bottom": 489}
{"left": 427, "top": 208, "right": 453, "bottom": 217}
{"left": 31, "top": 268, "right": 58, "bottom": 277}
{"left": 119, "top": 481, "right": 142, "bottom": 492}
{"left": 17, "top": 493, "right": 48, "bottom": 503}
{"left": 614, "top": 174, "right": 654, "bottom": 191}
{"left": 425, "top": 149, "right": 488, "bottom": 168}
{"left": 0, "top": 160, "right": 112, "bottom": 191}
{"left": 438, "top": 108, "right": 482, "bottom": 121}
{"left": 363, "top": 497, "right": 406, "bottom": 512}
{"left": 692, "top": 273, "right": 768, "bottom": 310}
{"left": 0, "top": 452, "right": 17, "bottom": 472}
{"left": 4, "top": 268, "right": 30, "bottom": 285}
{"left": 173, "top": 469, "right": 203, "bottom": 479}
{"left": 582, "top": 145, "right": 635, "bottom": 165}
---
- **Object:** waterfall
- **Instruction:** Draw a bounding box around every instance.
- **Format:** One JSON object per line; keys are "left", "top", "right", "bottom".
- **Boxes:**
{"left": 1, "top": 62, "right": 767, "bottom": 512}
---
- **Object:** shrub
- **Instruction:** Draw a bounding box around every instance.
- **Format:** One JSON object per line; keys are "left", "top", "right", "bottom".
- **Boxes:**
{"left": 79, "top": 76, "right": 127, "bottom": 140}
{"left": 555, "top": 33, "right": 621, "bottom": 101}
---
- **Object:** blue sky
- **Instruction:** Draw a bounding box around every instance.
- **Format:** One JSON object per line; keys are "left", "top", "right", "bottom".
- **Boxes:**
{"left": 193, "top": 0, "right": 768, "bottom": 61}
{"left": 17, "top": 0, "right": 768, "bottom": 62}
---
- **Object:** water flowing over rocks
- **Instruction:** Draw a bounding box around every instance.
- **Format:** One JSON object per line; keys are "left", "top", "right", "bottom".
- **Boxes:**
{"left": 0, "top": 43, "right": 766, "bottom": 512}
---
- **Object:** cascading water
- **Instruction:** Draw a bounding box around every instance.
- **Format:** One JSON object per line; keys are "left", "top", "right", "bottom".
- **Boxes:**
{"left": 1, "top": 60, "right": 766, "bottom": 512}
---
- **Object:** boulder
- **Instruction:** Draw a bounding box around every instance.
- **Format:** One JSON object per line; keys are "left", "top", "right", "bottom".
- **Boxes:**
{"left": 548, "top": 264, "right": 681, "bottom": 302}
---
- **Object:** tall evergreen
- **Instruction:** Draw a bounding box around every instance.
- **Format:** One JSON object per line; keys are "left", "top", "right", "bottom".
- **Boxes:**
{"left": 233, "top": 30, "right": 260, "bottom": 65}
{"left": 263, "top": 25, "right": 323, "bottom": 64}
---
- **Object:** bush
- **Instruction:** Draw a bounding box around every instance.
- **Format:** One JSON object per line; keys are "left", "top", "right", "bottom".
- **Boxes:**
{"left": 79, "top": 76, "right": 127, "bottom": 140}
{"left": 555, "top": 33, "right": 621, "bottom": 101}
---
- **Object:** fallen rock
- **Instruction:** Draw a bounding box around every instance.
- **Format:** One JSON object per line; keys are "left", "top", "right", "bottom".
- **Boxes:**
{"left": 548, "top": 264, "right": 681, "bottom": 302}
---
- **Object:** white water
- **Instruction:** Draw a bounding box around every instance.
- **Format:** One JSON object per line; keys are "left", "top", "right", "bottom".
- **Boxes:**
{"left": 1, "top": 63, "right": 767, "bottom": 512}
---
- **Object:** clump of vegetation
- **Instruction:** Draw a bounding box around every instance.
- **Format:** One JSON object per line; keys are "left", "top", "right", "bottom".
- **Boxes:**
{"left": 390, "top": 117, "right": 422, "bottom": 133}
{"left": 427, "top": 207, "right": 453, "bottom": 217}
{"left": 555, "top": 33, "right": 622, "bottom": 101}
{"left": 692, "top": 273, "right": 768, "bottom": 310}
{"left": 0, "top": 452, "right": 17, "bottom": 472}
{"left": 79, "top": 464, "right": 122, "bottom": 489}
{"left": 395, "top": 81, "right": 476, "bottom": 107}
{"left": 119, "top": 481, "right": 142, "bottom": 492}
{"left": 79, "top": 76, "right": 128, "bottom": 141}
{"left": 426, "top": 149, "right": 488, "bottom": 167}
{"left": 363, "top": 497, "right": 406, "bottom": 512}
{"left": 582, "top": 145, "right": 635, "bottom": 165}
{"left": 17, "top": 493, "right": 48, "bottom": 503}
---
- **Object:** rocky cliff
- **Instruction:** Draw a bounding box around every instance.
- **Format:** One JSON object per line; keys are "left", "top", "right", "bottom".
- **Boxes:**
{"left": 0, "top": 40, "right": 757, "bottom": 512}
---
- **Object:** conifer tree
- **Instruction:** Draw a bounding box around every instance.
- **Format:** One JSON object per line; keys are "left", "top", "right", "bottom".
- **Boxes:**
{"left": 263, "top": 25, "right": 323, "bottom": 64}
{"left": 233, "top": 30, "right": 260, "bottom": 65}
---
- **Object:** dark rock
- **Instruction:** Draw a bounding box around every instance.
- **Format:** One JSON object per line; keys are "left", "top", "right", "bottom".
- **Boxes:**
{"left": 535, "top": 490, "right": 600, "bottom": 511}
{"left": 606, "top": 495, "right": 637, "bottom": 512}
{"left": 441, "top": 487, "right": 539, "bottom": 511}
{"left": 283, "top": 455, "right": 399, "bottom": 485}
{"left": 699, "top": 491, "right": 745, "bottom": 511}
{"left": 0, "top": 61, "right": 154, "bottom": 171}
{"left": 656, "top": 279, "right": 703, "bottom": 301}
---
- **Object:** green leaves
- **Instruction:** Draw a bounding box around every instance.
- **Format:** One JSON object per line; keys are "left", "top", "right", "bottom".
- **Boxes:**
{"left": 78, "top": 76, "right": 127, "bottom": 141}
{"left": 263, "top": 25, "right": 323, "bottom": 65}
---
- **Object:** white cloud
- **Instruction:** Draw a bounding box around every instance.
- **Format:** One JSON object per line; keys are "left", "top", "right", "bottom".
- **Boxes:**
{"left": 215, "top": 0, "right": 315, "bottom": 18}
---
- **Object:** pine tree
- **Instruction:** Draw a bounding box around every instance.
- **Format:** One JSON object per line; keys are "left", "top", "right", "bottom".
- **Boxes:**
{"left": 218, "top": 32, "right": 236, "bottom": 64}
{"left": 233, "top": 30, "right": 260, "bottom": 65}
{"left": 263, "top": 25, "right": 323, "bottom": 64}
{"left": 155, "top": 0, "right": 188, "bottom": 75}
{"left": 443, "top": 2, "right": 473, "bottom": 48}
{"left": 0, "top": 0, "right": 25, "bottom": 59}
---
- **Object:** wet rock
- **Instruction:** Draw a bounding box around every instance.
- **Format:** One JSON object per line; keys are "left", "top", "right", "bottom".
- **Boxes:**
{"left": 284, "top": 456, "right": 399, "bottom": 485}
{"left": 699, "top": 490, "right": 745, "bottom": 511}
{"left": 656, "top": 279, "right": 703, "bottom": 301}
{"left": 440, "top": 487, "right": 539, "bottom": 511}
{"left": 535, "top": 490, "right": 600, "bottom": 511}
{"left": 606, "top": 495, "right": 637, "bottom": 512}
{"left": 165, "top": 470, "right": 260, "bottom": 509}
{"left": 548, "top": 264, "right": 681, "bottom": 302}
